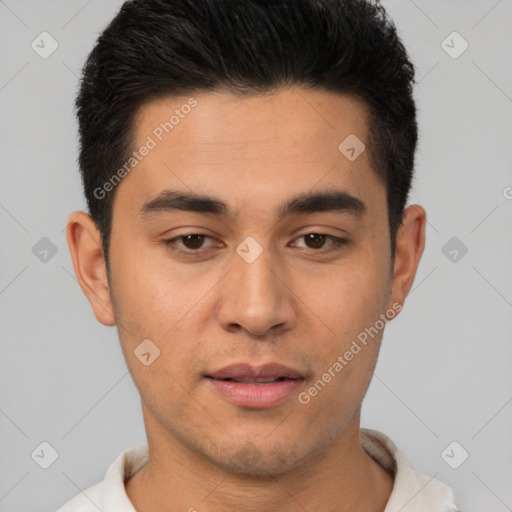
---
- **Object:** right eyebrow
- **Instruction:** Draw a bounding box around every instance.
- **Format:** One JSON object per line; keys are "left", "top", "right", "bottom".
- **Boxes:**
{"left": 138, "top": 189, "right": 366, "bottom": 221}
{"left": 138, "top": 190, "right": 233, "bottom": 219}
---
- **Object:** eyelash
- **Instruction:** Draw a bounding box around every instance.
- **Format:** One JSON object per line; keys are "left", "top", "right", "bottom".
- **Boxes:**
{"left": 163, "top": 233, "right": 349, "bottom": 257}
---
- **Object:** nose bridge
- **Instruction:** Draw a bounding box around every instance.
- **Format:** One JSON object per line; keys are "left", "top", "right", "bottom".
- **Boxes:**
{"left": 237, "top": 242, "right": 279, "bottom": 301}
{"left": 216, "top": 238, "right": 295, "bottom": 336}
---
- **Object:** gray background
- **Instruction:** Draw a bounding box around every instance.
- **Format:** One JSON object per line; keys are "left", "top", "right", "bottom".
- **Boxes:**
{"left": 1, "top": 1, "right": 511, "bottom": 510}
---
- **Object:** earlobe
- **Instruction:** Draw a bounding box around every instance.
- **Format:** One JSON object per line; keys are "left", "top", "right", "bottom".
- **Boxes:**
{"left": 388, "top": 204, "right": 426, "bottom": 312}
{"left": 66, "top": 211, "right": 116, "bottom": 326}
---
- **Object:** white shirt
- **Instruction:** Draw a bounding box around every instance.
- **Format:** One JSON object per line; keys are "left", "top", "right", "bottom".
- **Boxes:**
{"left": 56, "top": 428, "right": 460, "bottom": 511}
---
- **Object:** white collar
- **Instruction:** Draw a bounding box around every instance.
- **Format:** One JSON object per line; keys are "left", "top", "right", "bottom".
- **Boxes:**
{"left": 58, "top": 428, "right": 459, "bottom": 511}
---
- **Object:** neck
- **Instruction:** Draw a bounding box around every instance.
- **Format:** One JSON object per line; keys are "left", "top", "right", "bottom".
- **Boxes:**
{"left": 125, "top": 412, "right": 393, "bottom": 512}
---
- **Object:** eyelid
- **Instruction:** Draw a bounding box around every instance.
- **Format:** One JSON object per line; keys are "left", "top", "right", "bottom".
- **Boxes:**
{"left": 163, "top": 231, "right": 349, "bottom": 256}
{"left": 290, "top": 233, "right": 347, "bottom": 247}
{"left": 164, "top": 233, "right": 222, "bottom": 251}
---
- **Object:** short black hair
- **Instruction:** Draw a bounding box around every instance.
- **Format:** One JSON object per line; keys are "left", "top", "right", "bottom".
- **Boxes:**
{"left": 75, "top": 0, "right": 417, "bottom": 273}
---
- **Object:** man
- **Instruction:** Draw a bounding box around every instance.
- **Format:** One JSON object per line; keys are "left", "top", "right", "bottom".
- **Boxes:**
{"left": 59, "top": 0, "right": 460, "bottom": 510}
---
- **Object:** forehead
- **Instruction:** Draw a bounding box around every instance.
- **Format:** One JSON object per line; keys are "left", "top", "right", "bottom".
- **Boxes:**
{"left": 115, "top": 88, "right": 384, "bottom": 221}
{"left": 134, "top": 88, "right": 369, "bottom": 163}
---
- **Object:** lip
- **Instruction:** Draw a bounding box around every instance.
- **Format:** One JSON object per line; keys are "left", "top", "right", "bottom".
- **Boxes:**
{"left": 208, "top": 363, "right": 305, "bottom": 380}
{"left": 205, "top": 363, "right": 305, "bottom": 409}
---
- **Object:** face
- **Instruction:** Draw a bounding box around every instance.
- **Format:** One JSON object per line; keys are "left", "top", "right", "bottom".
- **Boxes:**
{"left": 68, "top": 88, "right": 425, "bottom": 475}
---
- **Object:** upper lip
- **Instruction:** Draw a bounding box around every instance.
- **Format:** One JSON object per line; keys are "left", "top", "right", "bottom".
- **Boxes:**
{"left": 207, "top": 363, "right": 305, "bottom": 380}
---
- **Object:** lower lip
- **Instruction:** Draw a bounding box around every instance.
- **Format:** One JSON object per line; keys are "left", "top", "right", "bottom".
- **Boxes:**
{"left": 207, "top": 378, "right": 304, "bottom": 409}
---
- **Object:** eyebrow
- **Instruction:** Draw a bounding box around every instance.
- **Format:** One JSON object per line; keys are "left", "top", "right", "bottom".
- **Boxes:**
{"left": 138, "top": 189, "right": 366, "bottom": 220}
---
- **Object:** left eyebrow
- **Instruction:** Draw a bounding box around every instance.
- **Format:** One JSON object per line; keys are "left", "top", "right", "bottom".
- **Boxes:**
{"left": 138, "top": 189, "right": 366, "bottom": 220}
{"left": 278, "top": 190, "right": 366, "bottom": 219}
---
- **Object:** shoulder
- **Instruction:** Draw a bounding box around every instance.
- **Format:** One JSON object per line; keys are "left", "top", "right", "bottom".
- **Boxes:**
{"left": 361, "top": 428, "right": 460, "bottom": 512}
{"left": 55, "top": 482, "right": 103, "bottom": 512}
{"left": 54, "top": 444, "right": 148, "bottom": 512}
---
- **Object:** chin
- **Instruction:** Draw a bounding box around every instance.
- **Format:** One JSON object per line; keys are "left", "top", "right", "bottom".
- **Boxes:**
{"left": 204, "top": 438, "right": 316, "bottom": 477}
{"left": 215, "top": 454, "right": 302, "bottom": 477}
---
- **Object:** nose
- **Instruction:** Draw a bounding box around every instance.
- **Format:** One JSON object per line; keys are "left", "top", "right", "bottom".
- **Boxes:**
{"left": 215, "top": 244, "right": 297, "bottom": 338}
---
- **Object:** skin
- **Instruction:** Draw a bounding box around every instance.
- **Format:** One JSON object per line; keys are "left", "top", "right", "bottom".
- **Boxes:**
{"left": 67, "top": 87, "right": 426, "bottom": 512}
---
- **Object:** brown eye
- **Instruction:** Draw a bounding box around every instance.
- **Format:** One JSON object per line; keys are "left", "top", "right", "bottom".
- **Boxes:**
{"left": 164, "top": 233, "right": 215, "bottom": 255}
{"left": 291, "top": 233, "right": 349, "bottom": 254}
{"left": 303, "top": 233, "right": 327, "bottom": 249}
{"left": 180, "top": 234, "right": 206, "bottom": 249}
{"left": 163, "top": 233, "right": 224, "bottom": 259}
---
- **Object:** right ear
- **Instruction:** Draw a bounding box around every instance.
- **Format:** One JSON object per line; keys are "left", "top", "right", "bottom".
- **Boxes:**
{"left": 66, "top": 211, "right": 116, "bottom": 326}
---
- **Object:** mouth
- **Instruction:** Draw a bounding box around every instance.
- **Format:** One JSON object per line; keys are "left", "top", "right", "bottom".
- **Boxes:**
{"left": 210, "top": 376, "right": 297, "bottom": 384}
{"left": 205, "top": 363, "right": 306, "bottom": 409}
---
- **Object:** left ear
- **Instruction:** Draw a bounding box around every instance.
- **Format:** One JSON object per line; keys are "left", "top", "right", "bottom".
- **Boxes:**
{"left": 388, "top": 204, "right": 426, "bottom": 310}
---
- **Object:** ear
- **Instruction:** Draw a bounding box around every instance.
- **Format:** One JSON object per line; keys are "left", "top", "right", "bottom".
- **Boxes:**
{"left": 66, "top": 211, "right": 116, "bottom": 326}
{"left": 388, "top": 204, "right": 426, "bottom": 312}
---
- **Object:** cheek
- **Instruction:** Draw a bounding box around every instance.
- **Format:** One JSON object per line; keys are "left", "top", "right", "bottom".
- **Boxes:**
{"left": 294, "top": 250, "right": 390, "bottom": 401}
{"left": 298, "top": 293, "right": 385, "bottom": 424}
{"left": 111, "top": 245, "right": 205, "bottom": 335}
{"left": 302, "top": 260, "right": 390, "bottom": 346}
{"left": 109, "top": 251, "right": 218, "bottom": 389}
